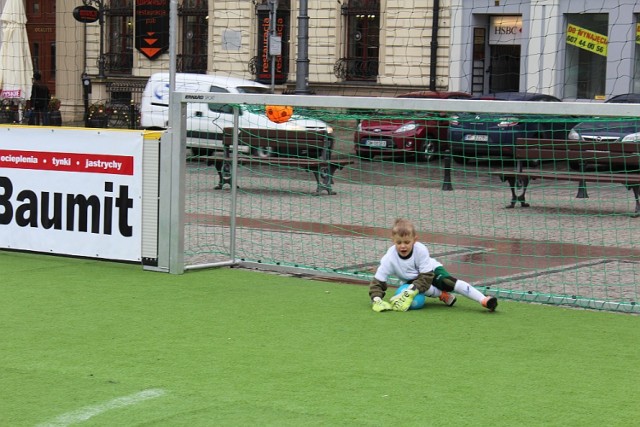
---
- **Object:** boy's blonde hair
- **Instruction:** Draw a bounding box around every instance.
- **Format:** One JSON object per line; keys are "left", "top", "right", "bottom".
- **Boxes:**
{"left": 391, "top": 218, "right": 416, "bottom": 237}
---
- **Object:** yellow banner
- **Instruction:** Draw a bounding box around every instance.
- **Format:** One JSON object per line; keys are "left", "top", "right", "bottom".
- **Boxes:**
{"left": 566, "top": 23, "right": 607, "bottom": 56}
{"left": 636, "top": 23, "right": 640, "bottom": 44}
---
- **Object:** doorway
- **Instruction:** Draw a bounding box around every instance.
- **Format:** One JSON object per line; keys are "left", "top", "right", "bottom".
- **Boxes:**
{"left": 489, "top": 44, "right": 520, "bottom": 93}
{"left": 25, "top": 0, "right": 56, "bottom": 93}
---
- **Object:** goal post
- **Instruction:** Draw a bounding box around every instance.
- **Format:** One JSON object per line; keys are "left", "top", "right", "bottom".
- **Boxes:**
{"left": 150, "top": 89, "right": 640, "bottom": 313}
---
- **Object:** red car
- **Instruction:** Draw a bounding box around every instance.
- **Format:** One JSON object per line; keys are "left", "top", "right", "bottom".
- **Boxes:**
{"left": 353, "top": 91, "right": 472, "bottom": 161}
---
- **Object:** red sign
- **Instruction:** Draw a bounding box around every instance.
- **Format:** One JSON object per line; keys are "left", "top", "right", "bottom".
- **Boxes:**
{"left": 256, "top": 9, "right": 289, "bottom": 85}
{"left": 1, "top": 89, "right": 22, "bottom": 98}
{"left": 72, "top": 5, "right": 100, "bottom": 24}
{"left": 135, "top": 0, "right": 170, "bottom": 60}
{"left": 0, "top": 149, "right": 134, "bottom": 175}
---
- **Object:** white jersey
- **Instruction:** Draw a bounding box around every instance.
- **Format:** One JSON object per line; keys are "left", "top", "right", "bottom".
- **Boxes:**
{"left": 374, "top": 241, "right": 442, "bottom": 283}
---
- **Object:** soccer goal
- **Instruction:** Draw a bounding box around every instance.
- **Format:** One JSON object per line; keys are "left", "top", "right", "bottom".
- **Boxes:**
{"left": 152, "top": 90, "right": 640, "bottom": 313}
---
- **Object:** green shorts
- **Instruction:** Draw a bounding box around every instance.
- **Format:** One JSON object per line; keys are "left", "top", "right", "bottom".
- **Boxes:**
{"left": 432, "top": 266, "right": 454, "bottom": 291}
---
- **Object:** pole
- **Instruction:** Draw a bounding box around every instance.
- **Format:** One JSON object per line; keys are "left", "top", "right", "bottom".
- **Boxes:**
{"left": 83, "top": 23, "right": 88, "bottom": 126}
{"left": 168, "top": 0, "right": 177, "bottom": 104}
{"left": 159, "top": 0, "right": 186, "bottom": 273}
{"left": 268, "top": 0, "right": 279, "bottom": 93}
{"left": 97, "top": 0, "right": 105, "bottom": 78}
{"left": 429, "top": 0, "right": 440, "bottom": 90}
{"left": 295, "top": 0, "right": 310, "bottom": 94}
{"left": 441, "top": 149, "right": 453, "bottom": 191}
{"left": 83, "top": 0, "right": 106, "bottom": 78}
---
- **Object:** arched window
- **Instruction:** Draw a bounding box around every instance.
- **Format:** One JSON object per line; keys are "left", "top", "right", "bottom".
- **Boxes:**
{"left": 336, "top": 0, "right": 380, "bottom": 81}
{"left": 178, "top": 0, "right": 208, "bottom": 73}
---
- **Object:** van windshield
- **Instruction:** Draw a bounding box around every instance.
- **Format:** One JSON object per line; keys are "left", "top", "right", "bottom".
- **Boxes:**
{"left": 237, "top": 86, "right": 270, "bottom": 94}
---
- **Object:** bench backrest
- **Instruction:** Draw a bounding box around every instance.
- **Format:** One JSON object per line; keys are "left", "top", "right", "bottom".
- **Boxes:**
{"left": 515, "top": 138, "right": 640, "bottom": 164}
{"left": 223, "top": 128, "right": 331, "bottom": 152}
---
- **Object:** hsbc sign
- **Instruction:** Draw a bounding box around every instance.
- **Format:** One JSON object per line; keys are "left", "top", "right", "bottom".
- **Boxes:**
{"left": 489, "top": 16, "right": 522, "bottom": 45}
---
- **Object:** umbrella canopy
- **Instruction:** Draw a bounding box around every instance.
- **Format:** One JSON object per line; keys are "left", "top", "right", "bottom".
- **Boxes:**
{"left": 0, "top": 0, "right": 33, "bottom": 101}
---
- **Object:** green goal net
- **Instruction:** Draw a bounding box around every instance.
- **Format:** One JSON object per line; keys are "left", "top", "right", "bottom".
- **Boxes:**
{"left": 165, "top": 93, "right": 640, "bottom": 314}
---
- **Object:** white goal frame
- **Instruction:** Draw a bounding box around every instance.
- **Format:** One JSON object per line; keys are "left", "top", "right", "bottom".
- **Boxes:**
{"left": 151, "top": 89, "right": 640, "bottom": 274}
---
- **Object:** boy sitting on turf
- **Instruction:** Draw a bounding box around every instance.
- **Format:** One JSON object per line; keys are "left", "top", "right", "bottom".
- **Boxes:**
{"left": 370, "top": 218, "right": 498, "bottom": 312}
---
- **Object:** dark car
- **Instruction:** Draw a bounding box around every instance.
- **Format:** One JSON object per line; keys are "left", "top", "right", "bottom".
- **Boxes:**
{"left": 568, "top": 94, "right": 640, "bottom": 143}
{"left": 353, "top": 90, "right": 472, "bottom": 161}
{"left": 448, "top": 92, "right": 579, "bottom": 164}
{"left": 567, "top": 93, "right": 640, "bottom": 171}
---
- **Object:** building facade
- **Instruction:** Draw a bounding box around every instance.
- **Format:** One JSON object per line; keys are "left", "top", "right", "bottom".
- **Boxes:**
{"left": 2, "top": 1, "right": 640, "bottom": 124}
{"left": 450, "top": 0, "right": 640, "bottom": 100}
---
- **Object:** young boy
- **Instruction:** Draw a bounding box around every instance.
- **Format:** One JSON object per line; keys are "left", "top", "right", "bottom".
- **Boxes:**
{"left": 370, "top": 218, "right": 498, "bottom": 312}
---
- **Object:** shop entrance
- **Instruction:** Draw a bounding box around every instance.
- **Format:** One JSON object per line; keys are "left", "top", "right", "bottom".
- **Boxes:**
{"left": 489, "top": 44, "right": 520, "bottom": 93}
{"left": 25, "top": 0, "right": 56, "bottom": 94}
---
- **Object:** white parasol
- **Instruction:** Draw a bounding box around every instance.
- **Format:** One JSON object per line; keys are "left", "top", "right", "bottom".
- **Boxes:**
{"left": 0, "top": 0, "right": 34, "bottom": 121}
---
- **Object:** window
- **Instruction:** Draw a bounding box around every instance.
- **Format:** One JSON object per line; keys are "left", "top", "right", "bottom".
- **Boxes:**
{"left": 337, "top": 0, "right": 380, "bottom": 81}
{"left": 26, "top": 0, "right": 55, "bottom": 87}
{"left": 207, "top": 86, "right": 233, "bottom": 114}
{"left": 564, "top": 14, "right": 608, "bottom": 99}
{"left": 105, "top": 0, "right": 133, "bottom": 74}
{"left": 178, "top": 0, "right": 209, "bottom": 73}
{"left": 633, "top": 20, "right": 640, "bottom": 93}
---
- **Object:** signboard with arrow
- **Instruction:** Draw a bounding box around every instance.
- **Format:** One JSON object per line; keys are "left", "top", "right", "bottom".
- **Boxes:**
{"left": 135, "top": 0, "right": 169, "bottom": 60}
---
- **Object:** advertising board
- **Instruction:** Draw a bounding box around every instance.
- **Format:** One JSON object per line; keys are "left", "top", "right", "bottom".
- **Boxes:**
{"left": 0, "top": 127, "right": 145, "bottom": 261}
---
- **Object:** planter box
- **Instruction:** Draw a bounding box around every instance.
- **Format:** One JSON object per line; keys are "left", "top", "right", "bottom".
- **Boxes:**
{"left": 87, "top": 115, "right": 108, "bottom": 128}
{"left": 49, "top": 111, "right": 62, "bottom": 126}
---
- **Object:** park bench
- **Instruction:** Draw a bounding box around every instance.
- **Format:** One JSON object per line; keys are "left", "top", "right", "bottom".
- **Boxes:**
{"left": 489, "top": 138, "right": 640, "bottom": 216}
{"left": 201, "top": 128, "right": 354, "bottom": 195}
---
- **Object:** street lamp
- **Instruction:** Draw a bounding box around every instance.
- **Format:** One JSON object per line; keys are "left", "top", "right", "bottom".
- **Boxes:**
{"left": 83, "top": 0, "right": 106, "bottom": 78}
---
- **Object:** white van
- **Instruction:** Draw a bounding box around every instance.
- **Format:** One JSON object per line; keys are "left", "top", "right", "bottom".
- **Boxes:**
{"left": 140, "top": 72, "right": 333, "bottom": 156}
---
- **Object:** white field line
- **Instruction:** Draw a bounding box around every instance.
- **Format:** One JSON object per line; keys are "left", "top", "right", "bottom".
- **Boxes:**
{"left": 37, "top": 388, "right": 166, "bottom": 427}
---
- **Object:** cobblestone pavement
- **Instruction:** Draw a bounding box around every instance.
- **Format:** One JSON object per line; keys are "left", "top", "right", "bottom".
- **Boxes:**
{"left": 184, "top": 148, "right": 640, "bottom": 312}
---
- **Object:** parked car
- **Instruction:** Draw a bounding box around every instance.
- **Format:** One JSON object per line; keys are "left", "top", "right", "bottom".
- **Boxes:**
{"left": 567, "top": 93, "right": 640, "bottom": 171}
{"left": 140, "top": 72, "right": 333, "bottom": 157}
{"left": 353, "top": 90, "right": 472, "bottom": 161}
{"left": 448, "top": 92, "right": 579, "bottom": 164}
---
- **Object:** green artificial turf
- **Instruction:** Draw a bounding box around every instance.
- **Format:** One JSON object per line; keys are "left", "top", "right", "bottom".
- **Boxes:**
{"left": 1, "top": 251, "right": 638, "bottom": 426}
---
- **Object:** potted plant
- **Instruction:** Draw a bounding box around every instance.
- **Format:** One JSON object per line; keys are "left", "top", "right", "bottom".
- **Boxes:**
{"left": 49, "top": 96, "right": 62, "bottom": 126}
{"left": 0, "top": 99, "right": 19, "bottom": 124}
{"left": 87, "top": 101, "right": 108, "bottom": 128}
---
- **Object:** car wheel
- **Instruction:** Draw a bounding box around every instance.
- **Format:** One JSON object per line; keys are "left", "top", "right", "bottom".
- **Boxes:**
{"left": 252, "top": 147, "right": 275, "bottom": 158}
{"left": 514, "top": 176, "right": 529, "bottom": 198}
{"left": 416, "top": 140, "right": 437, "bottom": 162}
{"left": 221, "top": 162, "right": 232, "bottom": 180}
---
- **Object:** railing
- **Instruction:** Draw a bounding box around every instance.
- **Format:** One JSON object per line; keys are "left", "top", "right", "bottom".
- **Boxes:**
{"left": 333, "top": 57, "right": 379, "bottom": 81}
{"left": 103, "top": 51, "right": 133, "bottom": 75}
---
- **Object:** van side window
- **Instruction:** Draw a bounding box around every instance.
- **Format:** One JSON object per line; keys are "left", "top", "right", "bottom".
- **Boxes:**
{"left": 208, "top": 86, "right": 235, "bottom": 114}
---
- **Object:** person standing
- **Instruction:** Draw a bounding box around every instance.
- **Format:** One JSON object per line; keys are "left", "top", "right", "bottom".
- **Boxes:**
{"left": 29, "top": 72, "right": 51, "bottom": 125}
